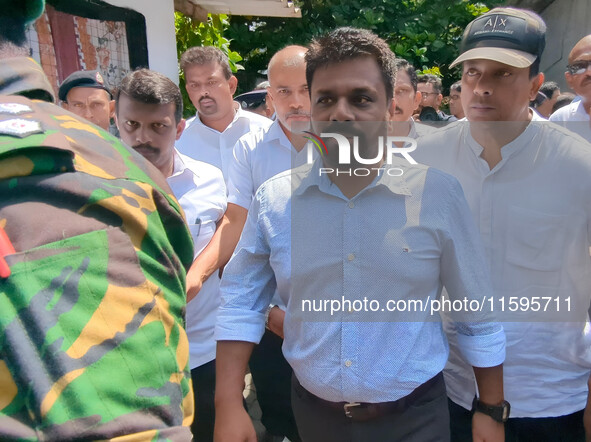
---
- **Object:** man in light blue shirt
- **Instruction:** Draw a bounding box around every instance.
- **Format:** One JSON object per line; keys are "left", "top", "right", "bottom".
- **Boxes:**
{"left": 214, "top": 28, "right": 506, "bottom": 442}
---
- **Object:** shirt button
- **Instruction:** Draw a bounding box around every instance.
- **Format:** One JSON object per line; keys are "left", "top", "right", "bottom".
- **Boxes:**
{"left": 345, "top": 360, "right": 352, "bottom": 367}
{"left": 347, "top": 253, "right": 355, "bottom": 261}
{"left": 348, "top": 201, "right": 355, "bottom": 209}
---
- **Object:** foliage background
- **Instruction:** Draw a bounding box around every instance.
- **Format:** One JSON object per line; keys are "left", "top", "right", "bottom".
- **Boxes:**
{"left": 175, "top": 0, "right": 506, "bottom": 116}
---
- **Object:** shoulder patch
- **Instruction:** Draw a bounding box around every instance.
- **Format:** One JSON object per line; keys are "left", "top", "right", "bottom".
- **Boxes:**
{"left": 0, "top": 119, "right": 44, "bottom": 138}
{"left": 0, "top": 103, "right": 33, "bottom": 115}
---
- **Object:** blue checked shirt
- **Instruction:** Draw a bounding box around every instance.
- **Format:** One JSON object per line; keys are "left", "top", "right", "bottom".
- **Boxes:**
{"left": 216, "top": 158, "right": 505, "bottom": 403}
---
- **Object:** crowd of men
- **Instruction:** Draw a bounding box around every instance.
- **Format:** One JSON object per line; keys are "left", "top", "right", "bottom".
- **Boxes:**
{"left": 2, "top": 0, "right": 591, "bottom": 441}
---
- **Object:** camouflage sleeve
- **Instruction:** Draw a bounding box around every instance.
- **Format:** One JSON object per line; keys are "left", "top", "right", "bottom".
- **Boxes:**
{"left": 0, "top": 95, "right": 194, "bottom": 441}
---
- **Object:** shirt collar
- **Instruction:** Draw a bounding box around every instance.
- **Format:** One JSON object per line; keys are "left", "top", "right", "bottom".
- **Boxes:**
{"left": 293, "top": 156, "right": 412, "bottom": 199}
{"left": 464, "top": 113, "right": 542, "bottom": 161}
{"left": 170, "top": 149, "right": 198, "bottom": 179}
{"left": 193, "top": 105, "right": 250, "bottom": 133}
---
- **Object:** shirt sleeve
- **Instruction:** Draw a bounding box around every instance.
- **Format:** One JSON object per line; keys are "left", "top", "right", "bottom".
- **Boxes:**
{"left": 439, "top": 175, "right": 506, "bottom": 368}
{"left": 215, "top": 187, "right": 277, "bottom": 343}
{"left": 227, "top": 135, "right": 255, "bottom": 210}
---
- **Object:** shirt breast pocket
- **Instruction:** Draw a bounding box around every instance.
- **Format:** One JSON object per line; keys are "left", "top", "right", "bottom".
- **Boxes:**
{"left": 505, "top": 206, "right": 567, "bottom": 272}
{"left": 189, "top": 219, "right": 217, "bottom": 256}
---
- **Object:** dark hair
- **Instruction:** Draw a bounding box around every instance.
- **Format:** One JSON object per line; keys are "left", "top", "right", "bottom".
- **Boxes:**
{"left": 0, "top": 17, "right": 27, "bottom": 48}
{"left": 394, "top": 59, "right": 418, "bottom": 92}
{"left": 306, "top": 27, "right": 396, "bottom": 100}
{"left": 115, "top": 69, "right": 183, "bottom": 124}
{"left": 450, "top": 81, "right": 461, "bottom": 93}
{"left": 539, "top": 81, "right": 559, "bottom": 98}
{"left": 180, "top": 46, "right": 232, "bottom": 80}
{"left": 417, "top": 74, "right": 442, "bottom": 94}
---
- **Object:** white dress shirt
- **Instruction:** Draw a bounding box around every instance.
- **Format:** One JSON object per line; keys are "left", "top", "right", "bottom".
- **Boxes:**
{"left": 549, "top": 97, "right": 591, "bottom": 142}
{"left": 227, "top": 119, "right": 314, "bottom": 210}
{"left": 176, "top": 107, "right": 271, "bottom": 185}
{"left": 217, "top": 158, "right": 505, "bottom": 403}
{"left": 414, "top": 118, "right": 591, "bottom": 417}
{"left": 167, "top": 150, "right": 227, "bottom": 369}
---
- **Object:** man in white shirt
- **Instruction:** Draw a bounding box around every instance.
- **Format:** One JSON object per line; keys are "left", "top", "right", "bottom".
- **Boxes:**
{"left": 176, "top": 46, "right": 271, "bottom": 181}
{"left": 114, "top": 69, "right": 227, "bottom": 442}
{"left": 391, "top": 59, "right": 436, "bottom": 139}
{"left": 186, "top": 45, "right": 311, "bottom": 441}
{"left": 229, "top": 45, "right": 312, "bottom": 442}
{"left": 185, "top": 46, "right": 313, "bottom": 303}
{"left": 415, "top": 8, "right": 591, "bottom": 441}
{"left": 177, "top": 46, "right": 272, "bottom": 301}
{"left": 549, "top": 35, "right": 591, "bottom": 141}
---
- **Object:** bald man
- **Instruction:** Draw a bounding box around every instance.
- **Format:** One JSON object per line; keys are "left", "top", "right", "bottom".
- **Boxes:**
{"left": 549, "top": 35, "right": 591, "bottom": 141}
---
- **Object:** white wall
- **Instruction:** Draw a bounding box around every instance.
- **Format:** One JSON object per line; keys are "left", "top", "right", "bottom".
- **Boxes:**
{"left": 540, "top": 0, "right": 591, "bottom": 91}
{"left": 105, "top": 0, "right": 179, "bottom": 84}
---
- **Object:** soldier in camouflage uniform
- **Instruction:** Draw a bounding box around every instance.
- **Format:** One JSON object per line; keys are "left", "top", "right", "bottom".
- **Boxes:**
{"left": 0, "top": 1, "right": 195, "bottom": 440}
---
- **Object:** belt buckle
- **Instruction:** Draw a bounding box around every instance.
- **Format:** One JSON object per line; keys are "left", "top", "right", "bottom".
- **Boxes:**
{"left": 344, "top": 402, "right": 361, "bottom": 418}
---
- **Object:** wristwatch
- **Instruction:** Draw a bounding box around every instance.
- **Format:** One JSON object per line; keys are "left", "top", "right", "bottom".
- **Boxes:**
{"left": 471, "top": 396, "right": 510, "bottom": 423}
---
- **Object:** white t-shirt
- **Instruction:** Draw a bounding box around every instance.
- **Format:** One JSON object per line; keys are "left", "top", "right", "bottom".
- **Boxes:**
{"left": 167, "top": 150, "right": 227, "bottom": 369}
{"left": 414, "top": 116, "right": 591, "bottom": 418}
{"left": 227, "top": 119, "right": 314, "bottom": 210}
{"left": 549, "top": 97, "right": 591, "bottom": 142}
{"left": 176, "top": 107, "right": 272, "bottom": 185}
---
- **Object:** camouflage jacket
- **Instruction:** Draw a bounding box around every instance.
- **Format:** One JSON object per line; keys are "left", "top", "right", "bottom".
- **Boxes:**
{"left": 0, "top": 58, "right": 194, "bottom": 441}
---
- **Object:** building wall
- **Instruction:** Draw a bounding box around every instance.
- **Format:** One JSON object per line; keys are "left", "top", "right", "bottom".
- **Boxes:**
{"left": 104, "top": 0, "right": 179, "bottom": 83}
{"left": 539, "top": 0, "right": 590, "bottom": 92}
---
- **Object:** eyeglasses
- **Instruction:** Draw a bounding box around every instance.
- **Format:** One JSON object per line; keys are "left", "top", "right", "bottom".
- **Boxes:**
{"left": 567, "top": 60, "right": 591, "bottom": 75}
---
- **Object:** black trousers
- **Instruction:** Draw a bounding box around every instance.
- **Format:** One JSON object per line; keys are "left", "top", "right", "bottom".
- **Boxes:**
{"left": 190, "top": 359, "right": 216, "bottom": 442}
{"left": 249, "top": 329, "right": 301, "bottom": 441}
{"left": 291, "top": 373, "right": 450, "bottom": 442}
{"left": 448, "top": 398, "right": 585, "bottom": 442}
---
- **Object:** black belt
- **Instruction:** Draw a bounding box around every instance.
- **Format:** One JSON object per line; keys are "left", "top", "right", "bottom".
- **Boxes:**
{"left": 293, "top": 372, "right": 443, "bottom": 422}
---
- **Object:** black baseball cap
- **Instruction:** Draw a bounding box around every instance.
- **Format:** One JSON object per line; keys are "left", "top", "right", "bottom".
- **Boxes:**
{"left": 58, "top": 70, "right": 112, "bottom": 102}
{"left": 450, "top": 7, "right": 546, "bottom": 69}
{"left": 235, "top": 90, "right": 267, "bottom": 110}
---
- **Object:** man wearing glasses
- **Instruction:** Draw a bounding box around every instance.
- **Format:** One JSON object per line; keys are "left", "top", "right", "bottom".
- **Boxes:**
{"left": 549, "top": 34, "right": 591, "bottom": 141}
{"left": 414, "top": 74, "right": 457, "bottom": 123}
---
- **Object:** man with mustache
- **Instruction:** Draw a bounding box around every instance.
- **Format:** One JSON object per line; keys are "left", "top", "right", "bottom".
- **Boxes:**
{"left": 549, "top": 34, "right": 591, "bottom": 141}
{"left": 191, "top": 45, "right": 312, "bottom": 442}
{"left": 176, "top": 46, "right": 271, "bottom": 306}
{"left": 176, "top": 46, "right": 271, "bottom": 182}
{"left": 114, "top": 69, "right": 227, "bottom": 441}
{"left": 390, "top": 59, "right": 435, "bottom": 138}
{"left": 415, "top": 8, "right": 591, "bottom": 441}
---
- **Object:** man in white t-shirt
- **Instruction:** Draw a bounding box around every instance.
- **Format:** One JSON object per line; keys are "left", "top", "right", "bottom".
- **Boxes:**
{"left": 114, "top": 69, "right": 227, "bottom": 442}
{"left": 549, "top": 35, "right": 591, "bottom": 142}
{"left": 415, "top": 8, "right": 591, "bottom": 441}
{"left": 176, "top": 46, "right": 271, "bottom": 181}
